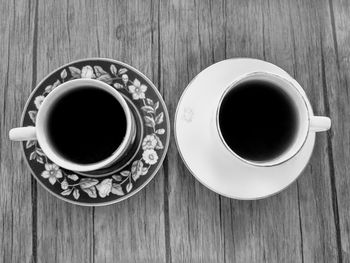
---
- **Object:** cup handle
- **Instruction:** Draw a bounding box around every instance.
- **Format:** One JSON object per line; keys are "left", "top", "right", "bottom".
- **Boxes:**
{"left": 310, "top": 116, "right": 331, "bottom": 132}
{"left": 9, "top": 126, "right": 37, "bottom": 141}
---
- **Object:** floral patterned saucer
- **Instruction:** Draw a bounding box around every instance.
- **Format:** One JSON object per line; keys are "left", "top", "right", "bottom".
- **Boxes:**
{"left": 21, "top": 58, "right": 170, "bottom": 206}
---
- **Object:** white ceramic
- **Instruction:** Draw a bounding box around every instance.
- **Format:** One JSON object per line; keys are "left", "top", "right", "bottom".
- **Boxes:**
{"left": 175, "top": 58, "right": 331, "bottom": 200}
{"left": 9, "top": 78, "right": 136, "bottom": 172}
{"left": 216, "top": 72, "right": 330, "bottom": 167}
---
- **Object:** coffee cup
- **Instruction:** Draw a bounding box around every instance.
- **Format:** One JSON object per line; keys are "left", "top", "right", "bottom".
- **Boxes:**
{"left": 216, "top": 72, "right": 331, "bottom": 166}
{"left": 9, "top": 79, "right": 136, "bottom": 172}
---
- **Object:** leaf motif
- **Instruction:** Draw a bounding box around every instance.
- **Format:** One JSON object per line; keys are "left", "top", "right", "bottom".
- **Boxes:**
{"left": 141, "top": 105, "right": 155, "bottom": 114}
{"left": 154, "top": 101, "right": 159, "bottom": 110}
{"left": 29, "top": 151, "right": 37, "bottom": 160}
{"left": 45, "top": 85, "right": 53, "bottom": 93}
{"left": 73, "top": 189, "right": 80, "bottom": 199}
{"left": 52, "top": 79, "right": 61, "bottom": 89}
{"left": 94, "top": 66, "right": 107, "bottom": 77}
{"left": 28, "top": 111, "right": 37, "bottom": 123}
{"left": 44, "top": 80, "right": 60, "bottom": 93}
{"left": 132, "top": 173, "right": 139, "bottom": 181}
{"left": 112, "top": 175, "right": 122, "bottom": 181}
{"left": 154, "top": 134, "right": 164, "bottom": 149}
{"left": 68, "top": 174, "right": 79, "bottom": 181}
{"left": 82, "top": 186, "right": 97, "bottom": 198}
{"left": 126, "top": 182, "right": 133, "bottom": 193}
{"left": 155, "top": 129, "right": 165, "bottom": 135}
{"left": 110, "top": 64, "right": 117, "bottom": 75}
{"left": 113, "top": 83, "right": 123, "bottom": 89}
{"left": 111, "top": 184, "right": 124, "bottom": 196}
{"left": 61, "top": 179, "right": 68, "bottom": 190}
{"left": 96, "top": 74, "right": 113, "bottom": 84}
{"left": 96, "top": 179, "right": 112, "bottom": 197}
{"left": 26, "top": 140, "right": 36, "bottom": 149}
{"left": 146, "top": 98, "right": 154, "bottom": 106}
{"left": 61, "top": 188, "right": 73, "bottom": 196}
{"left": 36, "top": 156, "right": 44, "bottom": 164}
{"left": 118, "top": 68, "right": 128, "bottom": 75}
{"left": 36, "top": 148, "right": 45, "bottom": 156}
{"left": 131, "top": 160, "right": 143, "bottom": 181}
{"left": 79, "top": 178, "right": 99, "bottom": 189}
{"left": 144, "top": 116, "right": 155, "bottom": 127}
{"left": 155, "top": 112, "right": 164, "bottom": 124}
{"left": 131, "top": 161, "right": 138, "bottom": 175}
{"left": 69, "top": 66, "right": 81, "bottom": 78}
{"left": 60, "top": 69, "right": 67, "bottom": 79}
{"left": 141, "top": 167, "right": 148, "bottom": 175}
{"left": 120, "top": 170, "right": 130, "bottom": 177}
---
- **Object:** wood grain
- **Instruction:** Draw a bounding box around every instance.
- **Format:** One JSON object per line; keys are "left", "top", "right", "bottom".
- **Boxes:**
{"left": 160, "top": 0, "right": 227, "bottom": 262}
{"left": 35, "top": 1, "right": 97, "bottom": 262}
{"left": 325, "top": 0, "right": 350, "bottom": 261}
{"left": 0, "top": 0, "right": 36, "bottom": 262}
{"left": 286, "top": 0, "right": 340, "bottom": 261}
{"left": 92, "top": 0, "right": 167, "bottom": 262}
{"left": 0, "top": 0, "right": 349, "bottom": 262}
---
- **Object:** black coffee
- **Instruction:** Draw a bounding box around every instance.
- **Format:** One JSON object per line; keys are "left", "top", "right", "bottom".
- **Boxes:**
{"left": 218, "top": 80, "right": 298, "bottom": 162}
{"left": 47, "top": 87, "right": 126, "bottom": 164}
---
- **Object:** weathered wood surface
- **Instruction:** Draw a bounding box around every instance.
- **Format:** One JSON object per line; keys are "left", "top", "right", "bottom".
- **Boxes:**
{"left": 0, "top": 0, "right": 36, "bottom": 262}
{"left": 0, "top": 0, "right": 349, "bottom": 262}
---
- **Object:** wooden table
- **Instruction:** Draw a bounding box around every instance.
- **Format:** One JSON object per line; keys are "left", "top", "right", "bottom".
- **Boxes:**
{"left": 1, "top": 0, "right": 349, "bottom": 262}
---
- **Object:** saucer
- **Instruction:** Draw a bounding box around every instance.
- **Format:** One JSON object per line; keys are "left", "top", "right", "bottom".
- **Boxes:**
{"left": 175, "top": 58, "right": 315, "bottom": 200}
{"left": 21, "top": 58, "right": 170, "bottom": 206}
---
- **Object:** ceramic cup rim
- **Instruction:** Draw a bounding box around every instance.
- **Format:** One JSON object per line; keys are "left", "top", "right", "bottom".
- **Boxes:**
{"left": 215, "top": 71, "right": 311, "bottom": 167}
{"left": 36, "top": 78, "right": 133, "bottom": 172}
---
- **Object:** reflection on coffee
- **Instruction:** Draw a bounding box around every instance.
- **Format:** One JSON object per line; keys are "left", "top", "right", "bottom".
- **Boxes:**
{"left": 47, "top": 87, "right": 127, "bottom": 164}
{"left": 218, "top": 79, "right": 298, "bottom": 162}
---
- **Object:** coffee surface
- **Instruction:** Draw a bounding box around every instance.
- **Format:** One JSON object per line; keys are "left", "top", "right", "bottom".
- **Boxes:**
{"left": 218, "top": 80, "right": 298, "bottom": 162}
{"left": 47, "top": 87, "right": 127, "bottom": 164}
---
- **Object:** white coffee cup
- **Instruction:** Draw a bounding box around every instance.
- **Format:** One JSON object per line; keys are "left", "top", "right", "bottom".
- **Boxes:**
{"left": 9, "top": 79, "right": 136, "bottom": 172}
{"left": 216, "top": 72, "right": 331, "bottom": 166}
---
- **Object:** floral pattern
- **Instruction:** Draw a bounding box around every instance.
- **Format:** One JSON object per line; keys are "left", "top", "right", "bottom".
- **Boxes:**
{"left": 23, "top": 60, "right": 168, "bottom": 203}
{"left": 81, "top": 66, "right": 95, "bottom": 78}
{"left": 34, "top": 95, "right": 45, "bottom": 109}
{"left": 142, "top": 134, "right": 158, "bottom": 150}
{"left": 41, "top": 163, "right": 62, "bottom": 185}
{"left": 142, "top": 149, "right": 158, "bottom": 165}
{"left": 128, "top": 79, "right": 147, "bottom": 100}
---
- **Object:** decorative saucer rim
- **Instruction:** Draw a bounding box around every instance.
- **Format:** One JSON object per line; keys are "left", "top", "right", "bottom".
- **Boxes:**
{"left": 20, "top": 58, "right": 170, "bottom": 206}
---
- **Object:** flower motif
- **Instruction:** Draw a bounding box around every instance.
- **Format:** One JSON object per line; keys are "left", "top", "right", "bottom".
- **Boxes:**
{"left": 183, "top": 108, "right": 194, "bottom": 122}
{"left": 96, "top": 178, "right": 112, "bottom": 198}
{"left": 34, "top": 95, "right": 45, "bottom": 109}
{"left": 128, "top": 79, "right": 147, "bottom": 100}
{"left": 142, "top": 134, "right": 157, "bottom": 150}
{"left": 61, "top": 179, "right": 68, "bottom": 190}
{"left": 142, "top": 149, "right": 158, "bottom": 165}
{"left": 81, "top": 66, "right": 95, "bottom": 78}
{"left": 122, "top": 74, "right": 129, "bottom": 84}
{"left": 131, "top": 160, "right": 143, "bottom": 181}
{"left": 41, "top": 163, "right": 62, "bottom": 185}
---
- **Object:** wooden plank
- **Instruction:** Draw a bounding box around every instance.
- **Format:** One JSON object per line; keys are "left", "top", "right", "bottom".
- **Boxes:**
{"left": 219, "top": 0, "right": 339, "bottom": 262}
{"left": 92, "top": 1, "right": 167, "bottom": 262}
{"left": 0, "top": 0, "right": 36, "bottom": 262}
{"left": 160, "top": 0, "right": 227, "bottom": 262}
{"left": 0, "top": 0, "right": 347, "bottom": 261}
{"left": 287, "top": 0, "right": 340, "bottom": 261}
{"left": 325, "top": 0, "right": 350, "bottom": 260}
{"left": 35, "top": 0, "right": 97, "bottom": 262}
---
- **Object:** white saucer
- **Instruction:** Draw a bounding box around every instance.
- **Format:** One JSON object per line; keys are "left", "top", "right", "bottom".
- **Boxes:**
{"left": 175, "top": 58, "right": 315, "bottom": 200}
